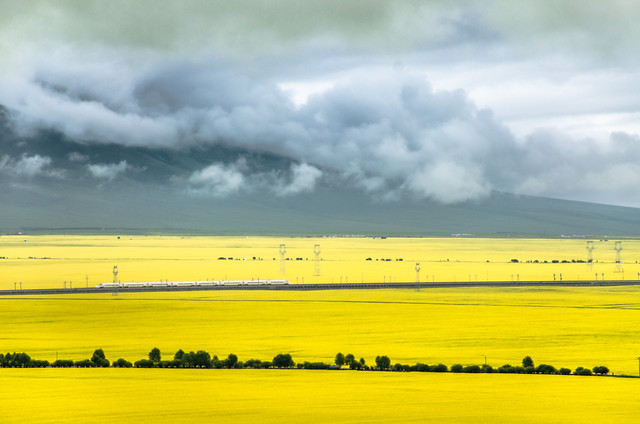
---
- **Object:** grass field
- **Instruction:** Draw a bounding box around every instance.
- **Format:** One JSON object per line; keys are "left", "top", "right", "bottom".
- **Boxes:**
{"left": 1, "top": 235, "right": 640, "bottom": 290}
{"left": 1, "top": 369, "right": 638, "bottom": 423}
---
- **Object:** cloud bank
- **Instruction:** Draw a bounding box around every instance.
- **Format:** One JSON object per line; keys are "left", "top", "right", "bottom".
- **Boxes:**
{"left": 2, "top": 1, "right": 640, "bottom": 207}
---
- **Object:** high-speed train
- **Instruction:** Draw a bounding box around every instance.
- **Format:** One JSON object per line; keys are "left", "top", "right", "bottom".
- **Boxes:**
{"left": 96, "top": 280, "right": 290, "bottom": 288}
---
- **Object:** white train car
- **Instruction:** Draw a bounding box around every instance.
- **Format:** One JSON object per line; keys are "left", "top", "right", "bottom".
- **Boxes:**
{"left": 97, "top": 280, "right": 290, "bottom": 289}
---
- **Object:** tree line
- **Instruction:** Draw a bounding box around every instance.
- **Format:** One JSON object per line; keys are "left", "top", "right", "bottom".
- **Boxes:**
{"left": 0, "top": 350, "right": 611, "bottom": 376}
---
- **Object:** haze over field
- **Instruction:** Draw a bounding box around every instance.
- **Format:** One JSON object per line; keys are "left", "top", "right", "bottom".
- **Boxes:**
{"left": 1, "top": 1, "right": 640, "bottom": 233}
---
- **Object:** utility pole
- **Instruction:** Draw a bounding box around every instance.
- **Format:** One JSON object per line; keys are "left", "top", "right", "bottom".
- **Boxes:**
{"left": 313, "top": 244, "right": 321, "bottom": 276}
{"left": 279, "top": 244, "right": 286, "bottom": 275}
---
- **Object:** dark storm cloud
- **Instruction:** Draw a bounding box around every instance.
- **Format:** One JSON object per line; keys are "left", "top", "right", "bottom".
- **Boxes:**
{"left": 4, "top": 54, "right": 640, "bottom": 205}
{"left": 3, "top": 1, "right": 640, "bottom": 206}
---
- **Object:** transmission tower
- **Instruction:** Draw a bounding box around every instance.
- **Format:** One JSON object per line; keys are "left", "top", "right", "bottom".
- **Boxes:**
{"left": 313, "top": 244, "right": 321, "bottom": 276}
{"left": 614, "top": 241, "right": 623, "bottom": 273}
{"left": 279, "top": 244, "right": 286, "bottom": 275}
{"left": 586, "top": 241, "right": 594, "bottom": 270}
{"left": 113, "top": 265, "right": 119, "bottom": 284}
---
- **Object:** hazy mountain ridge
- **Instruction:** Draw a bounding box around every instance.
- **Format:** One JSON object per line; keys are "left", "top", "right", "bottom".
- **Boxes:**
{"left": 1, "top": 108, "right": 639, "bottom": 236}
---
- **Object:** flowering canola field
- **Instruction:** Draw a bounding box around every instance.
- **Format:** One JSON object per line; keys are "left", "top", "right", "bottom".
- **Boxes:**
{"left": 2, "top": 287, "right": 639, "bottom": 374}
{"left": 2, "top": 235, "right": 640, "bottom": 422}
{"left": 1, "top": 369, "right": 638, "bottom": 423}
{"left": 1, "top": 235, "right": 640, "bottom": 289}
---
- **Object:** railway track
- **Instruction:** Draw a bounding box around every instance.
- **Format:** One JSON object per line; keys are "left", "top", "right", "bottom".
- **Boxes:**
{"left": 1, "top": 280, "right": 639, "bottom": 296}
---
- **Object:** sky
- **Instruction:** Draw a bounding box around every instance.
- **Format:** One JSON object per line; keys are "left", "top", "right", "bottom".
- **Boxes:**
{"left": 2, "top": 0, "right": 640, "bottom": 209}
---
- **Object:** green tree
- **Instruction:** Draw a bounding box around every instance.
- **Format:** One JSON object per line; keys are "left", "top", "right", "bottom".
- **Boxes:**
{"left": 149, "top": 347, "right": 161, "bottom": 363}
{"left": 91, "top": 349, "right": 109, "bottom": 367}
{"left": 522, "top": 356, "right": 534, "bottom": 368}
{"left": 174, "top": 349, "right": 185, "bottom": 361}
{"left": 344, "top": 353, "right": 355, "bottom": 366}
{"left": 193, "top": 350, "right": 212, "bottom": 368}
{"left": 375, "top": 355, "right": 391, "bottom": 370}
{"left": 272, "top": 353, "right": 294, "bottom": 368}
{"left": 335, "top": 352, "right": 345, "bottom": 367}
{"left": 226, "top": 353, "right": 238, "bottom": 368}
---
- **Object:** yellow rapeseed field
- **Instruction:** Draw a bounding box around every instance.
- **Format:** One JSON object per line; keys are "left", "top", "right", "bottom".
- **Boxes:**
{"left": 2, "top": 236, "right": 640, "bottom": 422}
{"left": 1, "top": 235, "right": 640, "bottom": 289}
{"left": 2, "top": 287, "right": 639, "bottom": 374}
{"left": 1, "top": 369, "right": 638, "bottom": 423}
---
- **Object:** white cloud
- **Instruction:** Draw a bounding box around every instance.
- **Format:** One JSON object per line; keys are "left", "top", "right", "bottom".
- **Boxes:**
{"left": 404, "top": 162, "right": 491, "bottom": 204}
{"left": 277, "top": 163, "right": 323, "bottom": 196}
{"left": 187, "top": 160, "right": 245, "bottom": 197}
{"left": 87, "top": 160, "right": 128, "bottom": 180}
{"left": 0, "top": 154, "right": 61, "bottom": 178}
{"left": 68, "top": 152, "right": 89, "bottom": 162}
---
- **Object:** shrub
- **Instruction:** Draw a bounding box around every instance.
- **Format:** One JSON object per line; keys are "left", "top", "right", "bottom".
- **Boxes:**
{"left": 412, "top": 363, "right": 431, "bottom": 372}
{"left": 574, "top": 367, "right": 592, "bottom": 376}
{"left": 481, "top": 364, "right": 494, "bottom": 373}
{"left": 134, "top": 359, "right": 155, "bottom": 368}
{"left": 463, "top": 365, "right": 482, "bottom": 373}
{"left": 392, "top": 363, "right": 410, "bottom": 372}
{"left": 245, "top": 358, "right": 264, "bottom": 369}
{"left": 497, "top": 364, "right": 514, "bottom": 374}
{"left": 51, "top": 359, "right": 74, "bottom": 368}
{"left": 450, "top": 364, "right": 463, "bottom": 373}
{"left": 300, "top": 361, "right": 331, "bottom": 370}
{"left": 112, "top": 358, "right": 133, "bottom": 368}
{"left": 75, "top": 359, "right": 96, "bottom": 367}
{"left": 558, "top": 368, "right": 571, "bottom": 375}
{"left": 349, "top": 360, "right": 363, "bottom": 370}
{"left": 431, "top": 363, "right": 448, "bottom": 373}
{"left": 535, "top": 364, "right": 557, "bottom": 374}
{"left": 592, "top": 366, "right": 609, "bottom": 375}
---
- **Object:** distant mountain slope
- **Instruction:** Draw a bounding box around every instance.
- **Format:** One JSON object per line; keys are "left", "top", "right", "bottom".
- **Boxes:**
{"left": 1, "top": 107, "right": 639, "bottom": 236}
{"left": 2, "top": 183, "right": 639, "bottom": 235}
